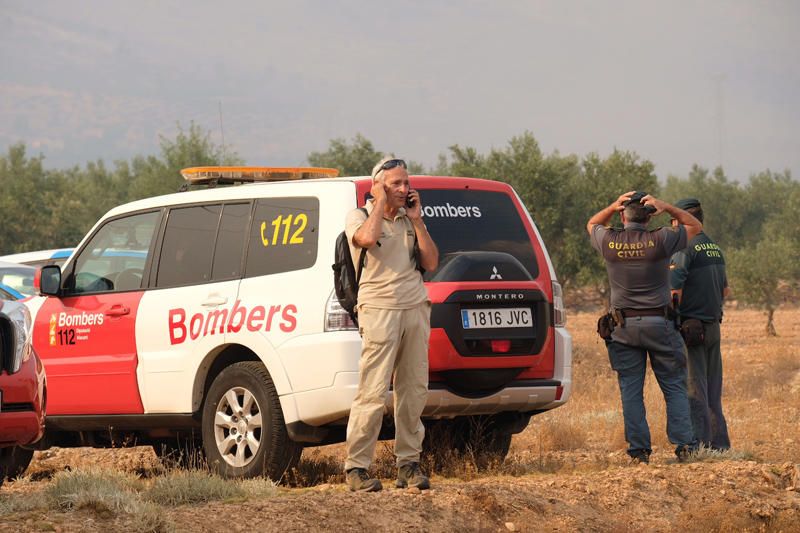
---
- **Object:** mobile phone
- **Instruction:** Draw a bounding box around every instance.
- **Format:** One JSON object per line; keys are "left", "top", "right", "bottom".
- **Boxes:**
{"left": 406, "top": 195, "right": 415, "bottom": 208}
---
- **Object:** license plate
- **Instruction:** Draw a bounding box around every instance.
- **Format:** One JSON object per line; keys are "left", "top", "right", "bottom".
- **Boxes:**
{"left": 461, "top": 307, "right": 532, "bottom": 329}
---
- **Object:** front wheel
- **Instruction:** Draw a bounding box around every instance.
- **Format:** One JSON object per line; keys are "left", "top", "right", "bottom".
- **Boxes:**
{"left": 201, "top": 361, "right": 301, "bottom": 480}
{"left": 0, "top": 447, "right": 35, "bottom": 487}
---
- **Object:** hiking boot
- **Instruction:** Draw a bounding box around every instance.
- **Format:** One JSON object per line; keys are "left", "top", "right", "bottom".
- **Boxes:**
{"left": 345, "top": 468, "right": 382, "bottom": 492}
{"left": 395, "top": 462, "right": 430, "bottom": 490}
{"left": 630, "top": 451, "right": 650, "bottom": 465}
{"left": 675, "top": 444, "right": 697, "bottom": 462}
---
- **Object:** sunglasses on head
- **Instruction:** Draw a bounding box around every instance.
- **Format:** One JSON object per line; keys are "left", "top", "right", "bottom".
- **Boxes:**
{"left": 379, "top": 159, "right": 407, "bottom": 172}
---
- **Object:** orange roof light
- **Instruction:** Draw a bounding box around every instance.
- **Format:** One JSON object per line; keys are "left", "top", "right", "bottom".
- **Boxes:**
{"left": 180, "top": 166, "right": 339, "bottom": 182}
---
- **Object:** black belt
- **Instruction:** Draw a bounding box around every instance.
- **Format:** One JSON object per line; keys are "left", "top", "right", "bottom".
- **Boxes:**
{"left": 621, "top": 307, "right": 667, "bottom": 318}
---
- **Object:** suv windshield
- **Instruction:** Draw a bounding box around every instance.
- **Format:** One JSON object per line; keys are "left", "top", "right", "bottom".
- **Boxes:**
{"left": 416, "top": 189, "right": 539, "bottom": 281}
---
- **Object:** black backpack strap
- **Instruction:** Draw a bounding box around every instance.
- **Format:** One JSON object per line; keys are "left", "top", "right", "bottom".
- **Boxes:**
{"left": 355, "top": 207, "right": 369, "bottom": 285}
{"left": 410, "top": 221, "right": 424, "bottom": 274}
{"left": 355, "top": 248, "right": 367, "bottom": 284}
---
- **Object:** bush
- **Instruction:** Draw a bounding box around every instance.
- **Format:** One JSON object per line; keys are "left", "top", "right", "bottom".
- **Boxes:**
{"left": 239, "top": 477, "right": 279, "bottom": 499}
{"left": 144, "top": 470, "right": 244, "bottom": 505}
{"left": 45, "top": 469, "right": 143, "bottom": 514}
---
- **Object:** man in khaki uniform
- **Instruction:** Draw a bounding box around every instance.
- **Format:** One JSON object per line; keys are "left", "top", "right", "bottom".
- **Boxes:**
{"left": 343, "top": 156, "right": 439, "bottom": 492}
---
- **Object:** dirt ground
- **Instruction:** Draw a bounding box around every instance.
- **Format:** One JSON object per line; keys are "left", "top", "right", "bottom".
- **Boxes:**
{"left": 1, "top": 307, "right": 799, "bottom": 532}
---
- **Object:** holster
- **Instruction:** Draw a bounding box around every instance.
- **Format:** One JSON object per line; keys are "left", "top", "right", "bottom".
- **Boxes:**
{"left": 612, "top": 308, "right": 625, "bottom": 327}
{"left": 680, "top": 318, "right": 705, "bottom": 347}
{"left": 597, "top": 312, "right": 617, "bottom": 340}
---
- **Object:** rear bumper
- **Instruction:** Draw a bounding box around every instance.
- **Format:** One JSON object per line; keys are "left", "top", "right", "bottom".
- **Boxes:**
{"left": 282, "top": 374, "right": 570, "bottom": 428}
{"left": 283, "top": 378, "right": 567, "bottom": 444}
{"left": 0, "top": 411, "right": 44, "bottom": 447}
{"left": 424, "top": 379, "right": 564, "bottom": 416}
{"left": 277, "top": 326, "right": 572, "bottom": 435}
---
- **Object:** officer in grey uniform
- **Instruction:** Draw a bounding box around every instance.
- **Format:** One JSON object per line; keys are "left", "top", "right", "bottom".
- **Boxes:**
{"left": 587, "top": 191, "right": 702, "bottom": 463}
{"left": 670, "top": 198, "right": 731, "bottom": 451}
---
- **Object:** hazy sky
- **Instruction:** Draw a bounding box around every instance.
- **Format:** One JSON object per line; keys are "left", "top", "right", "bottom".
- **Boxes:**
{"left": 1, "top": 1, "right": 798, "bottom": 181}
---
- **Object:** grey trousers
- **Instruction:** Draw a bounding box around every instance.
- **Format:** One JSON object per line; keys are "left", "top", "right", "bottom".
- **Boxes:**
{"left": 686, "top": 320, "right": 730, "bottom": 450}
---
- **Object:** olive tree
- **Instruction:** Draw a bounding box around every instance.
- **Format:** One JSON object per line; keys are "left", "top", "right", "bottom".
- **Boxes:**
{"left": 727, "top": 230, "right": 799, "bottom": 336}
{"left": 307, "top": 134, "right": 424, "bottom": 176}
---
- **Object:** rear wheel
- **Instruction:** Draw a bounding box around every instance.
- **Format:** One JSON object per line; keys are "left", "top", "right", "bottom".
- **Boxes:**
{"left": 201, "top": 361, "right": 301, "bottom": 480}
{"left": 0, "top": 447, "right": 35, "bottom": 487}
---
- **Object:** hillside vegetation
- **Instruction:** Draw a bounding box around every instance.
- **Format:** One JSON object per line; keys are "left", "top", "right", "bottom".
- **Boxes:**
{"left": 3, "top": 129, "right": 798, "bottom": 333}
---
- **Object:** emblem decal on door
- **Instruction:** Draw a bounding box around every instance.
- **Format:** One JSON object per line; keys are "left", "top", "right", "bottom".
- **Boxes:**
{"left": 50, "top": 311, "right": 105, "bottom": 346}
{"left": 490, "top": 266, "right": 502, "bottom": 280}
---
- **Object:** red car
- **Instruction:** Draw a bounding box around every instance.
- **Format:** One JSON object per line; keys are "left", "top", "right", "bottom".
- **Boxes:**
{"left": 0, "top": 299, "right": 46, "bottom": 487}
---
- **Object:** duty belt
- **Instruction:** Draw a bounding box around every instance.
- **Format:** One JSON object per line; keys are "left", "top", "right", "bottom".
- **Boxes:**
{"left": 621, "top": 307, "right": 668, "bottom": 318}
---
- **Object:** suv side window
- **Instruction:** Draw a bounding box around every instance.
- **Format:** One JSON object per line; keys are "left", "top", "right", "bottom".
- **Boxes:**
{"left": 245, "top": 197, "right": 319, "bottom": 277}
{"left": 211, "top": 202, "right": 251, "bottom": 281}
{"left": 156, "top": 204, "right": 222, "bottom": 288}
{"left": 69, "top": 211, "right": 160, "bottom": 294}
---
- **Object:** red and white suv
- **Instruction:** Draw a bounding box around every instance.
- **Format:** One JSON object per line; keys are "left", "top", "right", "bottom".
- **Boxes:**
{"left": 26, "top": 167, "right": 571, "bottom": 479}
{"left": 0, "top": 299, "right": 46, "bottom": 487}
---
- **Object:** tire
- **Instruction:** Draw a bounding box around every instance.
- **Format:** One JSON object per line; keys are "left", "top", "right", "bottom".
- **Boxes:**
{"left": 201, "top": 361, "right": 301, "bottom": 480}
{"left": 0, "top": 447, "right": 35, "bottom": 486}
{"left": 423, "top": 415, "right": 512, "bottom": 470}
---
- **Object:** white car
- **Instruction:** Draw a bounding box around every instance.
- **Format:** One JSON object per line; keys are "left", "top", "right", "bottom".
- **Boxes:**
{"left": 28, "top": 166, "right": 572, "bottom": 479}
{"left": 0, "top": 249, "right": 73, "bottom": 269}
{"left": 0, "top": 261, "right": 37, "bottom": 299}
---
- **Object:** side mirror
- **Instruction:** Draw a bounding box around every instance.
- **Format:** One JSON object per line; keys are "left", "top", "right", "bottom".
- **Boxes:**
{"left": 38, "top": 265, "right": 62, "bottom": 296}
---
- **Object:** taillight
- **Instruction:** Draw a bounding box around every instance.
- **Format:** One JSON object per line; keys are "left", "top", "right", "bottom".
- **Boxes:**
{"left": 490, "top": 340, "right": 511, "bottom": 353}
{"left": 324, "top": 290, "right": 358, "bottom": 331}
{"left": 552, "top": 281, "right": 566, "bottom": 327}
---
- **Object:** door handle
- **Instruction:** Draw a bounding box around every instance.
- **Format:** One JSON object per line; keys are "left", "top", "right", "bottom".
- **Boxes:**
{"left": 201, "top": 295, "right": 228, "bottom": 307}
{"left": 105, "top": 305, "right": 131, "bottom": 317}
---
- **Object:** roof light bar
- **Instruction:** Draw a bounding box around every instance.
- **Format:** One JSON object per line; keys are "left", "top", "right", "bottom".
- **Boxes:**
{"left": 180, "top": 166, "right": 339, "bottom": 183}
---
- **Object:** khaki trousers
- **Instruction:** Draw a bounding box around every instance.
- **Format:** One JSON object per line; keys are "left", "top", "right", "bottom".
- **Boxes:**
{"left": 344, "top": 302, "right": 430, "bottom": 471}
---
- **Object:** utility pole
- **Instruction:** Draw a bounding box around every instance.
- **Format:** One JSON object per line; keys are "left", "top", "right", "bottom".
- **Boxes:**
{"left": 713, "top": 74, "right": 727, "bottom": 172}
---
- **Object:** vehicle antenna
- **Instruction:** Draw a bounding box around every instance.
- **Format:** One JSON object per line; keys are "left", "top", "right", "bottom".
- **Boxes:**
{"left": 218, "top": 100, "right": 227, "bottom": 164}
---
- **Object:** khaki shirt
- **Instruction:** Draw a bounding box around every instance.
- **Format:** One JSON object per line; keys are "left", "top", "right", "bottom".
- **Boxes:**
{"left": 345, "top": 200, "right": 429, "bottom": 310}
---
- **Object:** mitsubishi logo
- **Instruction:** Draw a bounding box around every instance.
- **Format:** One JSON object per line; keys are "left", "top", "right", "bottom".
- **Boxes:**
{"left": 490, "top": 266, "right": 502, "bottom": 280}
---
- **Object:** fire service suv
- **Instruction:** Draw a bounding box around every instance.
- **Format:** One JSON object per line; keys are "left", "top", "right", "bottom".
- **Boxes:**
{"left": 25, "top": 166, "right": 571, "bottom": 479}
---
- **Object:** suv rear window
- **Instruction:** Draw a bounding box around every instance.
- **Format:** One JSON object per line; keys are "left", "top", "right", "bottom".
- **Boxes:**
{"left": 418, "top": 189, "right": 539, "bottom": 280}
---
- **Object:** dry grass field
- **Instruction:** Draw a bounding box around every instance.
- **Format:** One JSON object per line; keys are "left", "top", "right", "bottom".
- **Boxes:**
{"left": 1, "top": 307, "right": 798, "bottom": 532}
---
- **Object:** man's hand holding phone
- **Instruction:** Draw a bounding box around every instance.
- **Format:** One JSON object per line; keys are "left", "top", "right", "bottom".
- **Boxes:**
{"left": 405, "top": 189, "right": 421, "bottom": 219}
